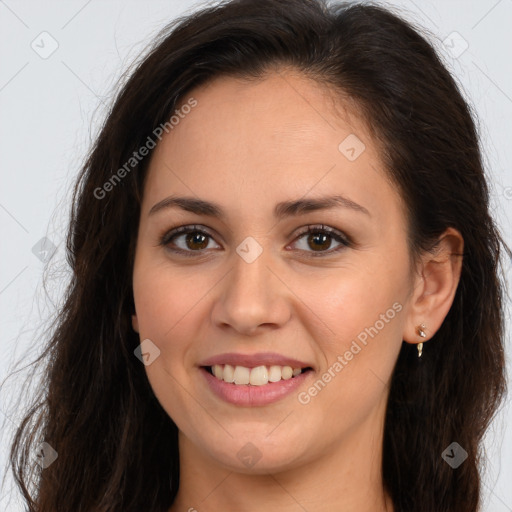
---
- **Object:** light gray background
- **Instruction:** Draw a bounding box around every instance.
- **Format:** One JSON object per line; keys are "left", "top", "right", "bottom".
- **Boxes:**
{"left": 1, "top": 0, "right": 511, "bottom": 510}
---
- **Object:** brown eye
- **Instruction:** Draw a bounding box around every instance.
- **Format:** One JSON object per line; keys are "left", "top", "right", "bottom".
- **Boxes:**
{"left": 183, "top": 232, "right": 209, "bottom": 250}
{"left": 290, "top": 225, "right": 350, "bottom": 256}
{"left": 160, "top": 224, "right": 350, "bottom": 258}
{"left": 306, "top": 231, "right": 332, "bottom": 251}
{"left": 160, "top": 225, "right": 220, "bottom": 256}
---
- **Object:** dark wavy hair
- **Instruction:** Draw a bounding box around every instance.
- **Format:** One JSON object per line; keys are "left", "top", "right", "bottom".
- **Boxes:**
{"left": 2, "top": 0, "right": 509, "bottom": 510}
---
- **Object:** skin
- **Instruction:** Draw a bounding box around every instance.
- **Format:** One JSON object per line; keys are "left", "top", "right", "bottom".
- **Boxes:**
{"left": 131, "top": 68, "right": 463, "bottom": 512}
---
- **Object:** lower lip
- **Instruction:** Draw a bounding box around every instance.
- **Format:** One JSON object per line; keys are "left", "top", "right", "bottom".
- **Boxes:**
{"left": 200, "top": 367, "right": 313, "bottom": 406}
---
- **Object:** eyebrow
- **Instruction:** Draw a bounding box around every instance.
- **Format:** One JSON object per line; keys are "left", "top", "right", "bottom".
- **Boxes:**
{"left": 148, "top": 194, "right": 370, "bottom": 219}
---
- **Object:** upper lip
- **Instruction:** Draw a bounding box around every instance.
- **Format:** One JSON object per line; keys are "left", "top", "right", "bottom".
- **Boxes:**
{"left": 199, "top": 352, "right": 313, "bottom": 369}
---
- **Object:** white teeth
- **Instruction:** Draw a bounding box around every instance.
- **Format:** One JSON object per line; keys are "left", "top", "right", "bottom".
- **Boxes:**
{"left": 281, "top": 366, "right": 293, "bottom": 380}
{"left": 249, "top": 365, "right": 268, "bottom": 386}
{"left": 213, "top": 364, "right": 223, "bottom": 379}
{"left": 223, "top": 364, "right": 235, "bottom": 383}
{"left": 233, "top": 365, "right": 250, "bottom": 385}
{"left": 210, "top": 364, "right": 305, "bottom": 385}
{"left": 268, "top": 365, "right": 282, "bottom": 382}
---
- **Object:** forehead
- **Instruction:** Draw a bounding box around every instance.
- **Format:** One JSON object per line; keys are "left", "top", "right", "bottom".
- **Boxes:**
{"left": 170, "top": 70, "right": 369, "bottom": 154}
{"left": 142, "top": 70, "right": 403, "bottom": 224}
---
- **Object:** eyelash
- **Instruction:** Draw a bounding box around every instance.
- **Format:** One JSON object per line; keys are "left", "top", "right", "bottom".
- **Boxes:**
{"left": 158, "top": 224, "right": 352, "bottom": 258}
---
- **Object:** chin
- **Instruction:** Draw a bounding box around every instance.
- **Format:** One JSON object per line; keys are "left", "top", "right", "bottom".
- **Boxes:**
{"left": 215, "top": 446, "right": 305, "bottom": 475}
{"left": 199, "top": 429, "right": 310, "bottom": 474}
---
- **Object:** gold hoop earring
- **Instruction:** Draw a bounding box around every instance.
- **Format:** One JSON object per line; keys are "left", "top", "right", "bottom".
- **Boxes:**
{"left": 417, "top": 323, "right": 427, "bottom": 358}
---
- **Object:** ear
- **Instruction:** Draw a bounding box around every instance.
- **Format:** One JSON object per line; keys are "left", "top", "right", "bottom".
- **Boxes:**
{"left": 131, "top": 313, "right": 139, "bottom": 333}
{"left": 402, "top": 227, "right": 464, "bottom": 344}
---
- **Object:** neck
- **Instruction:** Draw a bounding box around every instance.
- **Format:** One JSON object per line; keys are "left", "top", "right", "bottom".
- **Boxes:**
{"left": 168, "top": 403, "right": 394, "bottom": 512}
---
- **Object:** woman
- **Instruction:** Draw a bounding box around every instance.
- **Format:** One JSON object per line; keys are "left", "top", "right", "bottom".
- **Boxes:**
{"left": 6, "top": 0, "right": 509, "bottom": 510}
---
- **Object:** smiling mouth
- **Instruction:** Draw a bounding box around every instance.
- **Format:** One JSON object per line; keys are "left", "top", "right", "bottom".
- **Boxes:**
{"left": 202, "top": 364, "right": 314, "bottom": 386}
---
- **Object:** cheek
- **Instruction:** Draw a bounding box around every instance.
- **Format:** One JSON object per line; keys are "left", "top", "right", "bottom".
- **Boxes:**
{"left": 131, "top": 266, "right": 205, "bottom": 411}
{"left": 303, "top": 265, "right": 406, "bottom": 353}
{"left": 301, "top": 274, "right": 405, "bottom": 434}
{"left": 132, "top": 263, "right": 206, "bottom": 422}
{"left": 133, "top": 260, "right": 209, "bottom": 342}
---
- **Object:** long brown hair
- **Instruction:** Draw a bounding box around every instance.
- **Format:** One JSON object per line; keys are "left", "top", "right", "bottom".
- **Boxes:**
{"left": 3, "top": 0, "right": 509, "bottom": 510}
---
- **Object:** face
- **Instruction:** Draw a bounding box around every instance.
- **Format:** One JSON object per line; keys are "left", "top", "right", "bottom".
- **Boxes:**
{"left": 131, "top": 69, "right": 416, "bottom": 474}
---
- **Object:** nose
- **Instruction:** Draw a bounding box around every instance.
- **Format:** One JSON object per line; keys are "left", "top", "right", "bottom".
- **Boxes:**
{"left": 211, "top": 243, "right": 291, "bottom": 336}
